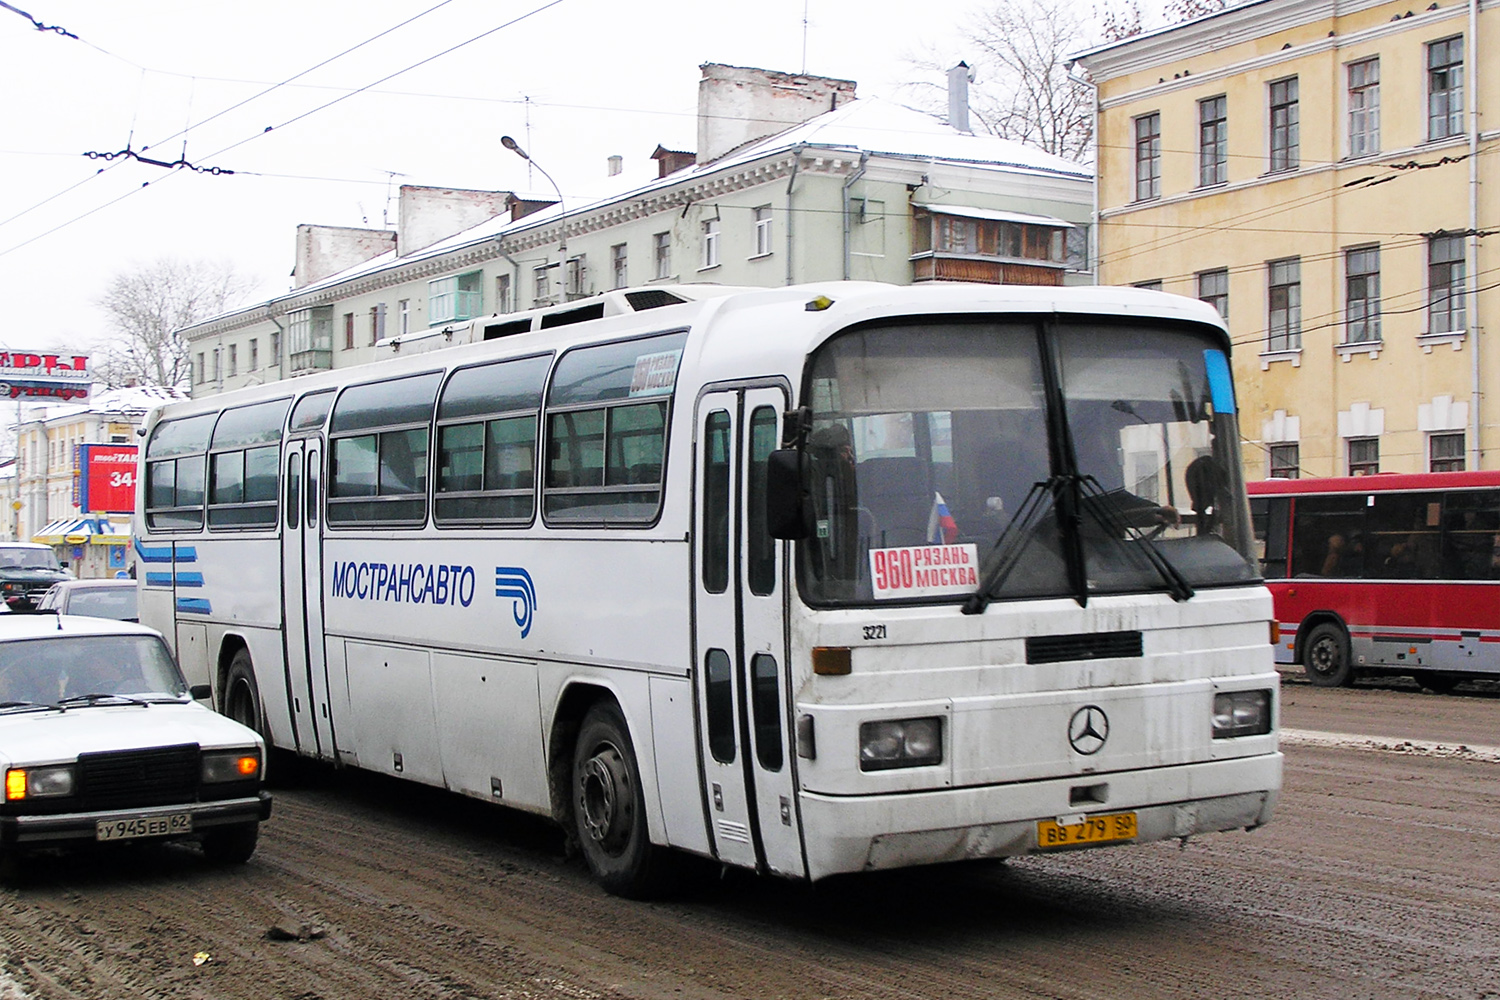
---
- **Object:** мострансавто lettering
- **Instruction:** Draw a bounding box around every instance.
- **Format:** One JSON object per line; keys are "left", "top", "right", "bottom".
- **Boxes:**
{"left": 329, "top": 561, "right": 476, "bottom": 607}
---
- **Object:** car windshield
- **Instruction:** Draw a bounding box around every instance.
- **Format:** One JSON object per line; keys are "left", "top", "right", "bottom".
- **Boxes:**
{"left": 63, "top": 587, "right": 138, "bottom": 621}
{"left": 0, "top": 634, "right": 187, "bottom": 704}
{"left": 797, "top": 316, "right": 1259, "bottom": 606}
{"left": 0, "top": 548, "right": 61, "bottom": 571}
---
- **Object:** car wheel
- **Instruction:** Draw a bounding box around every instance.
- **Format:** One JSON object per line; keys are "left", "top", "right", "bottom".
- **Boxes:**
{"left": 1303, "top": 622, "right": 1354, "bottom": 687}
{"left": 201, "top": 823, "right": 259, "bottom": 864}
{"left": 222, "top": 649, "right": 264, "bottom": 737}
{"left": 571, "top": 701, "right": 674, "bottom": 899}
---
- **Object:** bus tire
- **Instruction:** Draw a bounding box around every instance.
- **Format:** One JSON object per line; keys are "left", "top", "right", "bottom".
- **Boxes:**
{"left": 1304, "top": 623, "right": 1353, "bottom": 687}
{"left": 201, "top": 823, "right": 259, "bottom": 865}
{"left": 571, "top": 701, "right": 672, "bottom": 899}
{"left": 222, "top": 649, "right": 264, "bottom": 737}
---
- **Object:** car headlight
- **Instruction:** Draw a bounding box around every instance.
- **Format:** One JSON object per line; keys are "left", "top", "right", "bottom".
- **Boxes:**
{"left": 1213, "top": 690, "right": 1272, "bottom": 738}
{"left": 201, "top": 749, "right": 261, "bottom": 783}
{"left": 5, "top": 765, "right": 76, "bottom": 800}
{"left": 859, "top": 717, "right": 943, "bottom": 771}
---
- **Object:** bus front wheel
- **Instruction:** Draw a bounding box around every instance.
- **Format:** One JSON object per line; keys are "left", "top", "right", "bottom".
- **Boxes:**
{"left": 223, "top": 649, "right": 264, "bottom": 737}
{"left": 1304, "top": 623, "right": 1354, "bottom": 687}
{"left": 571, "top": 701, "right": 671, "bottom": 899}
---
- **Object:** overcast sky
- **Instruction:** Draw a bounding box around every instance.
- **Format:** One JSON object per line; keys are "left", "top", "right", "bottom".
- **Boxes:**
{"left": 1, "top": 0, "right": 987, "bottom": 359}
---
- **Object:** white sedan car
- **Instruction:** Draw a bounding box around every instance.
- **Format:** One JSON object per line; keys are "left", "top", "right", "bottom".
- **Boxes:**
{"left": 0, "top": 615, "right": 271, "bottom": 878}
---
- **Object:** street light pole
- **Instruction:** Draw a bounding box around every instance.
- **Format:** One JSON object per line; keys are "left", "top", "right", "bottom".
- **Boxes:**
{"left": 501, "top": 135, "right": 566, "bottom": 302}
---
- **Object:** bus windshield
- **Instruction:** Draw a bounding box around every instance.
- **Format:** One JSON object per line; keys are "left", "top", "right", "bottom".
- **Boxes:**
{"left": 798, "top": 317, "right": 1258, "bottom": 605}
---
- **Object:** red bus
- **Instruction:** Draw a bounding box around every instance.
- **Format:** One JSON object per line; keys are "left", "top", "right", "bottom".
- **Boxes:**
{"left": 1248, "top": 470, "right": 1500, "bottom": 690}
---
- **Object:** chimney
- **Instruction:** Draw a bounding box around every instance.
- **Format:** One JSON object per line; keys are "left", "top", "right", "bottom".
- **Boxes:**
{"left": 292, "top": 225, "right": 396, "bottom": 288}
{"left": 651, "top": 145, "right": 697, "bottom": 178}
{"left": 947, "top": 62, "right": 974, "bottom": 134}
{"left": 696, "top": 63, "right": 857, "bottom": 164}
{"left": 607, "top": 154, "right": 623, "bottom": 177}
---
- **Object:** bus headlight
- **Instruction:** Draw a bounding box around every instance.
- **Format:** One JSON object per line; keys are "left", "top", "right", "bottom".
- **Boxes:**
{"left": 5, "top": 765, "right": 75, "bottom": 800}
{"left": 859, "top": 717, "right": 943, "bottom": 771}
{"left": 1212, "top": 690, "right": 1272, "bottom": 738}
{"left": 201, "top": 749, "right": 261, "bottom": 783}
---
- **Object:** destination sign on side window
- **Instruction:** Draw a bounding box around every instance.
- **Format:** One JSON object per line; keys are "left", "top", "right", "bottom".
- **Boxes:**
{"left": 869, "top": 544, "right": 979, "bottom": 600}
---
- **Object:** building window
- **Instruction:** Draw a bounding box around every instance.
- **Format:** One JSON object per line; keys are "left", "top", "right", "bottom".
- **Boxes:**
{"left": 369, "top": 303, "right": 386, "bottom": 346}
{"left": 565, "top": 255, "right": 585, "bottom": 299}
{"left": 1269, "top": 443, "right": 1300, "bottom": 479}
{"left": 496, "top": 275, "right": 512, "bottom": 314}
{"left": 398, "top": 299, "right": 410, "bottom": 336}
{"left": 343, "top": 312, "right": 355, "bottom": 351}
{"left": 195, "top": 352, "right": 205, "bottom": 385}
{"left": 1428, "top": 37, "right": 1464, "bottom": 141}
{"left": 228, "top": 344, "right": 238, "bottom": 377}
{"left": 1347, "top": 58, "right": 1380, "bottom": 157}
{"left": 1269, "top": 77, "right": 1299, "bottom": 172}
{"left": 1134, "top": 280, "right": 1163, "bottom": 291}
{"left": 248, "top": 339, "right": 258, "bottom": 371}
{"left": 1345, "top": 246, "right": 1380, "bottom": 343}
{"left": 1198, "top": 96, "right": 1227, "bottom": 187}
{"left": 429, "top": 271, "right": 483, "bottom": 324}
{"left": 288, "top": 305, "right": 333, "bottom": 372}
{"left": 1430, "top": 432, "right": 1465, "bottom": 472}
{"left": 1065, "top": 226, "right": 1090, "bottom": 271}
{"left": 1134, "top": 112, "right": 1161, "bottom": 201}
{"left": 611, "top": 243, "right": 628, "bottom": 289}
{"left": 1428, "top": 234, "right": 1467, "bottom": 334}
{"left": 753, "top": 206, "right": 772, "bottom": 257}
{"left": 701, "top": 218, "right": 720, "bottom": 268}
{"left": 653, "top": 231, "right": 671, "bottom": 279}
{"left": 1267, "top": 258, "right": 1301, "bottom": 352}
{"left": 212, "top": 348, "right": 222, "bottom": 383}
{"left": 1197, "top": 268, "right": 1229, "bottom": 322}
{"left": 534, "top": 264, "right": 551, "bottom": 303}
{"left": 270, "top": 331, "right": 280, "bottom": 366}
{"left": 1348, "top": 437, "right": 1379, "bottom": 476}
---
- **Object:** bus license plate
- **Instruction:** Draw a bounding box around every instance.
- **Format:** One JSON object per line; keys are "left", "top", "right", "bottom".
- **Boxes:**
{"left": 96, "top": 813, "right": 193, "bottom": 842}
{"left": 1036, "top": 812, "right": 1137, "bottom": 850}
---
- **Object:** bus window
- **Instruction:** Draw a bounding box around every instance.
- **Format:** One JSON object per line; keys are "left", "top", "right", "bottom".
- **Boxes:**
{"left": 435, "top": 356, "right": 548, "bottom": 525}
{"left": 750, "top": 653, "right": 783, "bottom": 771}
{"left": 289, "top": 390, "right": 334, "bottom": 431}
{"left": 1367, "top": 493, "right": 1441, "bottom": 579}
{"left": 746, "top": 406, "right": 778, "bottom": 596}
{"left": 1441, "top": 490, "right": 1500, "bottom": 580}
{"left": 701, "top": 410, "right": 731, "bottom": 593}
{"left": 327, "top": 372, "right": 441, "bottom": 525}
{"left": 704, "top": 648, "right": 734, "bottom": 763}
{"left": 144, "top": 412, "right": 216, "bottom": 530}
{"left": 544, "top": 332, "right": 686, "bottom": 524}
{"left": 208, "top": 398, "right": 290, "bottom": 528}
{"left": 1252, "top": 496, "right": 1290, "bottom": 579}
{"left": 1290, "top": 494, "right": 1368, "bottom": 577}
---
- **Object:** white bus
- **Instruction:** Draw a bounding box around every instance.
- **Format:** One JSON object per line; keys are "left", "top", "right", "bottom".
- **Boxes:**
{"left": 136, "top": 281, "right": 1281, "bottom": 896}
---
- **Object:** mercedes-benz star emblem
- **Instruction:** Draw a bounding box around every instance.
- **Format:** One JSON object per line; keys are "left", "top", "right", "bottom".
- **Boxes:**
{"left": 1068, "top": 705, "right": 1109, "bottom": 756}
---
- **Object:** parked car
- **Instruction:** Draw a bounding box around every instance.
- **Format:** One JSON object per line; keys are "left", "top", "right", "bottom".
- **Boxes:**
{"left": 0, "top": 615, "right": 272, "bottom": 879}
{"left": 0, "top": 543, "right": 70, "bottom": 611}
{"left": 35, "top": 579, "right": 138, "bottom": 621}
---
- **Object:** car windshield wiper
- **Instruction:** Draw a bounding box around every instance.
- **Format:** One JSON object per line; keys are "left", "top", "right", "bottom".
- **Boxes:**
{"left": 0, "top": 700, "right": 54, "bottom": 713}
{"left": 51, "top": 693, "right": 151, "bottom": 709}
{"left": 1074, "top": 477, "right": 1195, "bottom": 603}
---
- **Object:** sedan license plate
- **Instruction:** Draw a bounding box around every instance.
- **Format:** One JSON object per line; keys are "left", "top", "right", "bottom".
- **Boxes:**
{"left": 96, "top": 813, "right": 193, "bottom": 842}
{"left": 1036, "top": 811, "right": 1137, "bottom": 850}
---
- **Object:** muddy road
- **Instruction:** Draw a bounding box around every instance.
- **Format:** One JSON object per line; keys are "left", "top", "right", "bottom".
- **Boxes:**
{"left": 1, "top": 678, "right": 1496, "bottom": 1000}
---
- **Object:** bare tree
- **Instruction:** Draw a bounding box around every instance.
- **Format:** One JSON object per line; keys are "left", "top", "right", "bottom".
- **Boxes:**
{"left": 92, "top": 258, "right": 257, "bottom": 389}
{"left": 1164, "top": 0, "right": 1226, "bottom": 22}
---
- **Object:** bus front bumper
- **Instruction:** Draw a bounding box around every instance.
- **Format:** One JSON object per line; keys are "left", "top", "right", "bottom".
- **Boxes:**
{"left": 799, "top": 752, "right": 1281, "bottom": 881}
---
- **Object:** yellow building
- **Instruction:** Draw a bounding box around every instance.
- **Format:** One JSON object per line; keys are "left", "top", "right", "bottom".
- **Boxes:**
{"left": 1074, "top": 0, "right": 1495, "bottom": 479}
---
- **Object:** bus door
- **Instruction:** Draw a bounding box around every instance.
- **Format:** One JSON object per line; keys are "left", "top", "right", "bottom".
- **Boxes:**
{"left": 280, "top": 436, "right": 332, "bottom": 758}
{"left": 692, "top": 387, "right": 804, "bottom": 878}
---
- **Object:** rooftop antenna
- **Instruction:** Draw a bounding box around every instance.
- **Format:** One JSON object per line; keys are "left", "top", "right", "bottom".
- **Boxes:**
{"left": 801, "top": 0, "right": 809, "bottom": 74}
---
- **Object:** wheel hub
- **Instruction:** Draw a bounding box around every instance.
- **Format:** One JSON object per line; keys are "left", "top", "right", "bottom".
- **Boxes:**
{"left": 579, "top": 745, "right": 632, "bottom": 854}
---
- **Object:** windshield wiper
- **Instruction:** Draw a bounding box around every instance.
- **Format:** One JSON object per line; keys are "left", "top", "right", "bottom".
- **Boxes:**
{"left": 962, "top": 477, "right": 1058, "bottom": 616}
{"left": 1075, "top": 477, "right": 1195, "bottom": 603}
{"left": 51, "top": 693, "right": 151, "bottom": 709}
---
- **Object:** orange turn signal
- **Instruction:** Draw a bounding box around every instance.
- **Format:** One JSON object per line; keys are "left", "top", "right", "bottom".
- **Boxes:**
{"left": 812, "top": 646, "right": 852, "bottom": 676}
{"left": 5, "top": 769, "right": 26, "bottom": 801}
{"left": 1269, "top": 621, "right": 1280, "bottom": 645}
{"left": 237, "top": 756, "right": 260, "bottom": 777}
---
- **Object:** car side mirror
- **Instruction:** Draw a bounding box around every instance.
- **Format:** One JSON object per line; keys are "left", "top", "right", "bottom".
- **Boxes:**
{"left": 766, "top": 449, "right": 812, "bottom": 540}
{"left": 189, "top": 684, "right": 212, "bottom": 701}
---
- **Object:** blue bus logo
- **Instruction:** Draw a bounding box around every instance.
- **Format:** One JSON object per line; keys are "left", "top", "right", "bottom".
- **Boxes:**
{"left": 494, "top": 567, "right": 537, "bottom": 638}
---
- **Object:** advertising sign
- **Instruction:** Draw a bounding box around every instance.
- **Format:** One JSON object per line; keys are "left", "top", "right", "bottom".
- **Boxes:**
{"left": 77, "top": 444, "right": 139, "bottom": 513}
{"left": 0, "top": 352, "right": 90, "bottom": 401}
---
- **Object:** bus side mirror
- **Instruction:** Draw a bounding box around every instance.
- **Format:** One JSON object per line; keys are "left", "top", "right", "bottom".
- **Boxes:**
{"left": 766, "top": 449, "right": 811, "bottom": 540}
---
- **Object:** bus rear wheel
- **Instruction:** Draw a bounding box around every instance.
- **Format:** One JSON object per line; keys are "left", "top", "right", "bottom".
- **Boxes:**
{"left": 571, "top": 701, "right": 672, "bottom": 899}
{"left": 1303, "top": 623, "right": 1353, "bottom": 687}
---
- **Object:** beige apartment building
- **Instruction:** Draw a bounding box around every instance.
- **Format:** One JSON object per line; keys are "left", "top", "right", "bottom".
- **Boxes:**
{"left": 1074, "top": 0, "right": 1495, "bottom": 479}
